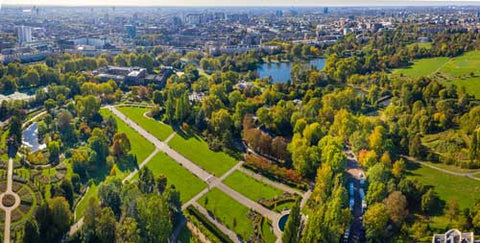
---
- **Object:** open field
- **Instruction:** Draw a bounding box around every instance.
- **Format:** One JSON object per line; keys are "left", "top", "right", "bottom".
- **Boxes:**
{"left": 199, "top": 188, "right": 253, "bottom": 240}
{"left": 223, "top": 170, "right": 284, "bottom": 202}
{"left": 168, "top": 133, "right": 238, "bottom": 177}
{"left": 392, "top": 51, "right": 480, "bottom": 98}
{"left": 116, "top": 106, "right": 174, "bottom": 141}
{"left": 392, "top": 57, "right": 450, "bottom": 78}
{"left": 407, "top": 161, "right": 480, "bottom": 210}
{"left": 407, "top": 42, "right": 433, "bottom": 50}
{"left": 132, "top": 152, "right": 207, "bottom": 202}
{"left": 100, "top": 109, "right": 155, "bottom": 163}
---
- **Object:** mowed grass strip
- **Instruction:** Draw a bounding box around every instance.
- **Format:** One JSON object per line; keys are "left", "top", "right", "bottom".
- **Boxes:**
{"left": 116, "top": 106, "right": 174, "bottom": 141}
{"left": 392, "top": 57, "right": 450, "bottom": 77}
{"left": 132, "top": 152, "right": 206, "bottom": 202}
{"left": 199, "top": 188, "right": 253, "bottom": 239}
{"left": 407, "top": 161, "right": 480, "bottom": 209}
{"left": 100, "top": 109, "right": 155, "bottom": 163}
{"left": 168, "top": 134, "right": 237, "bottom": 177}
{"left": 223, "top": 170, "right": 284, "bottom": 202}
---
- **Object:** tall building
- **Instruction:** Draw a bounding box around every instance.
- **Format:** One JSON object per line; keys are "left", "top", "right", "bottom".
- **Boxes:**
{"left": 125, "top": 25, "right": 137, "bottom": 38}
{"left": 17, "top": 26, "right": 33, "bottom": 45}
{"left": 323, "top": 7, "right": 329, "bottom": 14}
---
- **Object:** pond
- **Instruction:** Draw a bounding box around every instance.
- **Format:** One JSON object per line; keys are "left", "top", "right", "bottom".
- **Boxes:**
{"left": 22, "top": 122, "right": 46, "bottom": 152}
{"left": 257, "top": 58, "right": 326, "bottom": 83}
{"left": 278, "top": 214, "right": 289, "bottom": 232}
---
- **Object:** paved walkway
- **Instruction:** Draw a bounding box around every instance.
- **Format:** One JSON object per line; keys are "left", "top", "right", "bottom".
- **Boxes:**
{"left": 122, "top": 148, "right": 160, "bottom": 183}
{"left": 0, "top": 158, "right": 22, "bottom": 243}
{"left": 107, "top": 106, "right": 285, "bottom": 240}
{"left": 402, "top": 155, "right": 480, "bottom": 181}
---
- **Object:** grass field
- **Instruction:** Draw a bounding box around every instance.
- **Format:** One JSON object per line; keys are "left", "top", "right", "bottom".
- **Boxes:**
{"left": 407, "top": 161, "right": 480, "bottom": 209}
{"left": 199, "top": 188, "right": 253, "bottom": 240}
{"left": 117, "top": 106, "right": 174, "bottom": 141}
{"left": 168, "top": 134, "right": 238, "bottom": 177}
{"left": 76, "top": 109, "right": 156, "bottom": 219}
{"left": 392, "top": 57, "right": 450, "bottom": 78}
{"left": 100, "top": 109, "right": 155, "bottom": 163}
{"left": 132, "top": 152, "right": 206, "bottom": 203}
{"left": 223, "top": 170, "right": 284, "bottom": 202}
{"left": 392, "top": 51, "right": 480, "bottom": 98}
{"left": 407, "top": 42, "right": 433, "bottom": 50}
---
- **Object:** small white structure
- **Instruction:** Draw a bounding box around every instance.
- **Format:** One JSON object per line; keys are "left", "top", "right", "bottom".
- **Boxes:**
{"left": 22, "top": 122, "right": 46, "bottom": 152}
{"left": 432, "top": 229, "right": 480, "bottom": 243}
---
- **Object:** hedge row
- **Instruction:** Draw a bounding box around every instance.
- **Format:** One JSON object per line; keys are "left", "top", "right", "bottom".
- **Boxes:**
{"left": 186, "top": 205, "right": 233, "bottom": 243}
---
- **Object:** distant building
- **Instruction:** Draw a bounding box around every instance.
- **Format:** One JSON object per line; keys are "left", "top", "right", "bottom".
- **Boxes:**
{"left": 185, "top": 13, "right": 203, "bottom": 25}
{"left": 432, "top": 229, "right": 480, "bottom": 243}
{"left": 17, "top": 26, "right": 32, "bottom": 45}
{"left": 125, "top": 25, "right": 137, "bottom": 38}
{"left": 93, "top": 66, "right": 172, "bottom": 87}
{"left": 323, "top": 7, "right": 329, "bottom": 14}
{"left": 73, "top": 37, "right": 108, "bottom": 49}
{"left": 275, "top": 10, "right": 283, "bottom": 17}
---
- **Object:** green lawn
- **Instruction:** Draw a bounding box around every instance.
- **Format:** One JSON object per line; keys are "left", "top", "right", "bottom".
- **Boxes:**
{"left": 407, "top": 42, "right": 432, "bottom": 50}
{"left": 75, "top": 183, "right": 97, "bottom": 219}
{"left": 223, "top": 170, "right": 284, "bottom": 202}
{"left": 392, "top": 51, "right": 480, "bottom": 98}
{"left": 100, "top": 109, "right": 155, "bottom": 163}
{"left": 168, "top": 134, "right": 237, "bottom": 177}
{"left": 199, "top": 188, "right": 253, "bottom": 240}
{"left": 407, "top": 161, "right": 480, "bottom": 209}
{"left": 117, "top": 106, "right": 174, "bottom": 141}
{"left": 392, "top": 57, "right": 450, "bottom": 78}
{"left": 132, "top": 152, "right": 206, "bottom": 203}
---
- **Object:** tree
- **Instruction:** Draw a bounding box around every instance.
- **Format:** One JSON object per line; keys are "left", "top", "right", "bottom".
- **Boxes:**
{"left": 136, "top": 195, "right": 171, "bottom": 242}
{"left": 97, "top": 207, "right": 117, "bottom": 243}
{"left": 98, "top": 178, "right": 122, "bottom": 216}
{"left": 36, "top": 197, "right": 72, "bottom": 242}
{"left": 421, "top": 188, "right": 438, "bottom": 214}
{"left": 84, "top": 197, "right": 101, "bottom": 241}
{"left": 383, "top": 191, "right": 408, "bottom": 226}
{"left": 116, "top": 217, "right": 140, "bottom": 243}
{"left": 76, "top": 95, "right": 101, "bottom": 120}
{"left": 48, "top": 141, "right": 61, "bottom": 164}
{"left": 7, "top": 115, "right": 22, "bottom": 153}
{"left": 111, "top": 132, "right": 131, "bottom": 157}
{"left": 363, "top": 203, "right": 389, "bottom": 239}
{"left": 282, "top": 199, "right": 301, "bottom": 243}
{"left": 210, "top": 109, "right": 233, "bottom": 133}
{"left": 409, "top": 134, "right": 424, "bottom": 158}
{"left": 138, "top": 167, "right": 155, "bottom": 194}
{"left": 392, "top": 159, "right": 406, "bottom": 179}
{"left": 156, "top": 174, "right": 167, "bottom": 194}
{"left": 23, "top": 219, "right": 40, "bottom": 243}
{"left": 445, "top": 198, "right": 460, "bottom": 222}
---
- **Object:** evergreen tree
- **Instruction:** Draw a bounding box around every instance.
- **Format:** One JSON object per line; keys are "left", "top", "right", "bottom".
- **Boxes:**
{"left": 282, "top": 199, "right": 302, "bottom": 243}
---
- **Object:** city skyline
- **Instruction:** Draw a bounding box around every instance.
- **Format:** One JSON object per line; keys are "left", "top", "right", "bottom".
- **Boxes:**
{"left": 3, "top": 0, "right": 480, "bottom": 6}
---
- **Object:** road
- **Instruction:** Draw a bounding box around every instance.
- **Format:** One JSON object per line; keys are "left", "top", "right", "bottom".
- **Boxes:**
{"left": 0, "top": 158, "right": 21, "bottom": 243}
{"left": 345, "top": 148, "right": 366, "bottom": 243}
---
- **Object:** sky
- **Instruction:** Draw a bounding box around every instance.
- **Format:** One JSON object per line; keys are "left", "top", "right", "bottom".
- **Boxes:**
{"left": 2, "top": 0, "right": 480, "bottom": 6}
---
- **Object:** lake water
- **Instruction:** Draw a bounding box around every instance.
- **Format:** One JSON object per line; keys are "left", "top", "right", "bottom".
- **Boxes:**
{"left": 22, "top": 122, "right": 46, "bottom": 152}
{"left": 257, "top": 58, "right": 326, "bottom": 83}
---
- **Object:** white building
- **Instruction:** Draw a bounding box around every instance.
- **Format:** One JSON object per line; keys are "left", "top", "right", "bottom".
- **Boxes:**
{"left": 17, "top": 26, "right": 32, "bottom": 45}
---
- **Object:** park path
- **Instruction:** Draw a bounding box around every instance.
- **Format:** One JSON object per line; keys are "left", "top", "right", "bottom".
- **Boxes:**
{"left": 107, "top": 106, "right": 285, "bottom": 240}
{"left": 0, "top": 158, "right": 22, "bottom": 243}
{"left": 345, "top": 147, "right": 366, "bottom": 243}
{"left": 401, "top": 155, "right": 480, "bottom": 181}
